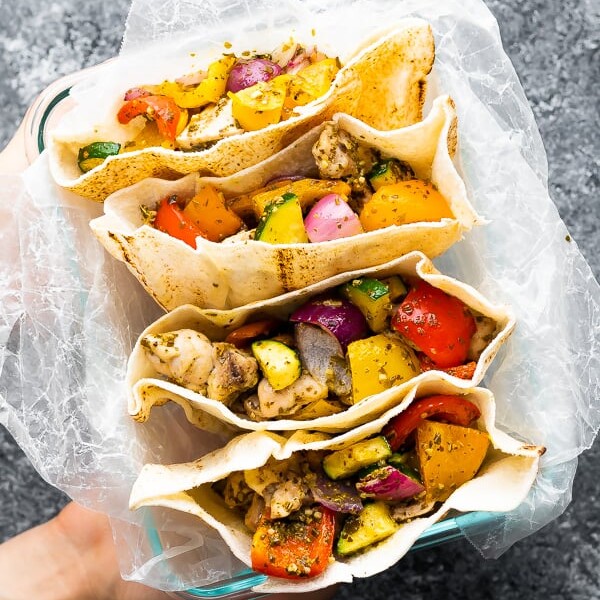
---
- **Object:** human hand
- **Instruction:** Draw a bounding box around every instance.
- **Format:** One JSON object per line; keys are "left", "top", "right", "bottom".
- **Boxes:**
{"left": 0, "top": 501, "right": 171, "bottom": 600}
{"left": 0, "top": 501, "right": 338, "bottom": 600}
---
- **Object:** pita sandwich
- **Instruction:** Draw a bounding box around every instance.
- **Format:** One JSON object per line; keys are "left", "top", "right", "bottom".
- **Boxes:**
{"left": 129, "top": 381, "right": 543, "bottom": 593}
{"left": 127, "top": 252, "right": 514, "bottom": 434}
{"left": 91, "top": 95, "right": 478, "bottom": 311}
{"left": 50, "top": 20, "right": 435, "bottom": 201}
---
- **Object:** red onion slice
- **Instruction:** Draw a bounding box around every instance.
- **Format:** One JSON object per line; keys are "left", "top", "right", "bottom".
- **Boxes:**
{"left": 226, "top": 59, "right": 283, "bottom": 93}
{"left": 304, "top": 194, "right": 363, "bottom": 243}
{"left": 356, "top": 465, "right": 424, "bottom": 501}
{"left": 290, "top": 297, "right": 368, "bottom": 351}
{"left": 311, "top": 473, "right": 363, "bottom": 514}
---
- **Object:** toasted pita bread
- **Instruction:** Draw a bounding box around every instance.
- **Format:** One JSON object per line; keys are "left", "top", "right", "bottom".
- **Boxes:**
{"left": 90, "top": 95, "right": 478, "bottom": 310}
{"left": 127, "top": 252, "right": 514, "bottom": 434}
{"left": 49, "top": 20, "right": 435, "bottom": 201}
{"left": 129, "top": 382, "right": 543, "bottom": 593}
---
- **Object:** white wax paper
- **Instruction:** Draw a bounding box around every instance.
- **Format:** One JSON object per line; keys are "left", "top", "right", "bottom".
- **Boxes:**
{"left": 1, "top": 0, "right": 600, "bottom": 592}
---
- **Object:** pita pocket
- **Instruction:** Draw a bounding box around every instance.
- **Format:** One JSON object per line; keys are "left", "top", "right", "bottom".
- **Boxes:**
{"left": 127, "top": 252, "right": 514, "bottom": 434}
{"left": 130, "top": 382, "right": 543, "bottom": 593}
{"left": 91, "top": 95, "right": 478, "bottom": 310}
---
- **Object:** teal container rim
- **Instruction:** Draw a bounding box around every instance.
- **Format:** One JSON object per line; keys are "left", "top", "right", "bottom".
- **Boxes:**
{"left": 142, "top": 509, "right": 503, "bottom": 598}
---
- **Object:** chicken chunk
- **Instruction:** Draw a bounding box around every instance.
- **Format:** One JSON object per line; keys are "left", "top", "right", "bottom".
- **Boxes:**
{"left": 312, "top": 123, "right": 377, "bottom": 191}
{"left": 176, "top": 98, "right": 243, "bottom": 150}
{"left": 255, "top": 372, "right": 329, "bottom": 419}
{"left": 141, "top": 330, "right": 258, "bottom": 404}
{"left": 141, "top": 329, "right": 214, "bottom": 394}
{"left": 468, "top": 315, "right": 498, "bottom": 361}
{"left": 207, "top": 342, "right": 259, "bottom": 405}
{"left": 267, "top": 477, "right": 311, "bottom": 519}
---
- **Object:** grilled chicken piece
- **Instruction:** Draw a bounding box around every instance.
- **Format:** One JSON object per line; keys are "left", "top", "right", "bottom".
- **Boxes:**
{"left": 176, "top": 98, "right": 243, "bottom": 150}
{"left": 391, "top": 498, "right": 435, "bottom": 522}
{"left": 267, "top": 477, "right": 311, "bottom": 519}
{"left": 468, "top": 315, "right": 498, "bottom": 361}
{"left": 255, "top": 372, "right": 328, "bottom": 419}
{"left": 207, "top": 342, "right": 259, "bottom": 405}
{"left": 223, "top": 471, "right": 254, "bottom": 510}
{"left": 141, "top": 330, "right": 214, "bottom": 394}
{"left": 312, "top": 123, "right": 377, "bottom": 191}
{"left": 141, "top": 330, "right": 258, "bottom": 404}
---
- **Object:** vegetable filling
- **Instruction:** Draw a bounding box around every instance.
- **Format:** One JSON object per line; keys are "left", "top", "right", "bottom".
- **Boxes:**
{"left": 140, "top": 276, "right": 496, "bottom": 421}
{"left": 212, "top": 394, "right": 489, "bottom": 578}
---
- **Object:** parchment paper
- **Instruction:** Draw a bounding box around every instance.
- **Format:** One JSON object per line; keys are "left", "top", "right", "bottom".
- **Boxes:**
{"left": 1, "top": 0, "right": 599, "bottom": 590}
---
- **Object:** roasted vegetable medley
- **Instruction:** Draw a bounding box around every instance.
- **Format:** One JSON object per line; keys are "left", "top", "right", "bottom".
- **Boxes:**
{"left": 213, "top": 394, "right": 489, "bottom": 578}
{"left": 77, "top": 42, "right": 340, "bottom": 172}
{"left": 139, "top": 124, "right": 453, "bottom": 247}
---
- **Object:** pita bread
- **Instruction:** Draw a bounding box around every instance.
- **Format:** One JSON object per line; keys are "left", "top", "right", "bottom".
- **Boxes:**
{"left": 49, "top": 20, "right": 435, "bottom": 201}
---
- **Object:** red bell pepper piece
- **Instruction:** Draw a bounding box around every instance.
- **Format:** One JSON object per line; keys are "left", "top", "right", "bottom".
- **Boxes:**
{"left": 419, "top": 356, "right": 477, "bottom": 380}
{"left": 383, "top": 395, "right": 481, "bottom": 451}
{"left": 251, "top": 507, "right": 335, "bottom": 579}
{"left": 224, "top": 320, "right": 280, "bottom": 348}
{"left": 117, "top": 95, "right": 182, "bottom": 141}
{"left": 153, "top": 196, "right": 205, "bottom": 249}
{"left": 391, "top": 279, "right": 476, "bottom": 369}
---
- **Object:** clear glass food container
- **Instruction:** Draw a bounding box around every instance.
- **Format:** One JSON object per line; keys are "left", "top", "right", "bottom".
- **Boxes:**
{"left": 10, "top": 64, "right": 509, "bottom": 600}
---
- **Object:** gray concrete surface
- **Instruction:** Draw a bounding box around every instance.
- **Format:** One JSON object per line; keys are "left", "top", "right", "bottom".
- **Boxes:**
{"left": 0, "top": 1, "right": 599, "bottom": 598}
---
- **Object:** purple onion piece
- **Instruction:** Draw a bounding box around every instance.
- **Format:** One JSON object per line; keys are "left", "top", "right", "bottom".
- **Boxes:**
{"left": 226, "top": 59, "right": 283, "bottom": 93}
{"left": 290, "top": 297, "right": 369, "bottom": 351}
{"left": 310, "top": 473, "right": 363, "bottom": 514}
{"left": 356, "top": 465, "right": 425, "bottom": 501}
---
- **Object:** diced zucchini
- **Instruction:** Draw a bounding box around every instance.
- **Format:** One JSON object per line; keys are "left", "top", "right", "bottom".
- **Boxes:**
{"left": 381, "top": 276, "right": 408, "bottom": 302}
{"left": 254, "top": 192, "right": 309, "bottom": 244}
{"left": 367, "top": 159, "right": 414, "bottom": 191}
{"left": 341, "top": 277, "right": 391, "bottom": 333}
{"left": 336, "top": 501, "right": 398, "bottom": 556}
{"left": 346, "top": 334, "right": 420, "bottom": 403}
{"left": 77, "top": 141, "right": 121, "bottom": 172}
{"left": 251, "top": 339, "right": 301, "bottom": 391}
{"left": 322, "top": 436, "right": 392, "bottom": 480}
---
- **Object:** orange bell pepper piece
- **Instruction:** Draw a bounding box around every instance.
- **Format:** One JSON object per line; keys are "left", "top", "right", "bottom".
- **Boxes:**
{"left": 182, "top": 184, "right": 243, "bottom": 242}
{"left": 359, "top": 180, "right": 454, "bottom": 231}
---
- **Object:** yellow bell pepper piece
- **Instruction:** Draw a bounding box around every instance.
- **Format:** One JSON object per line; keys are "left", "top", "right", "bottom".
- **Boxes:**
{"left": 251, "top": 178, "right": 352, "bottom": 218}
{"left": 288, "top": 58, "right": 340, "bottom": 107}
{"left": 347, "top": 334, "right": 420, "bottom": 404}
{"left": 228, "top": 74, "right": 291, "bottom": 131}
{"left": 148, "top": 56, "right": 236, "bottom": 109}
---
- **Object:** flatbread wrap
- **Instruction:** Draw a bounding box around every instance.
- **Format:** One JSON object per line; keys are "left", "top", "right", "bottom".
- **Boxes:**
{"left": 91, "top": 94, "right": 478, "bottom": 310}
{"left": 127, "top": 252, "right": 514, "bottom": 434}
{"left": 129, "top": 381, "right": 544, "bottom": 593}
{"left": 49, "top": 19, "right": 436, "bottom": 201}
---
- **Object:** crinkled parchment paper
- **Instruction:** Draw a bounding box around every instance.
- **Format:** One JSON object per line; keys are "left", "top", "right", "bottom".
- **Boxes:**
{"left": 1, "top": 0, "right": 599, "bottom": 591}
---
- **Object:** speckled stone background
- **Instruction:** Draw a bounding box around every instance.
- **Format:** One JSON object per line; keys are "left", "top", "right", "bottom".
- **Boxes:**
{"left": 1, "top": 1, "right": 599, "bottom": 598}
